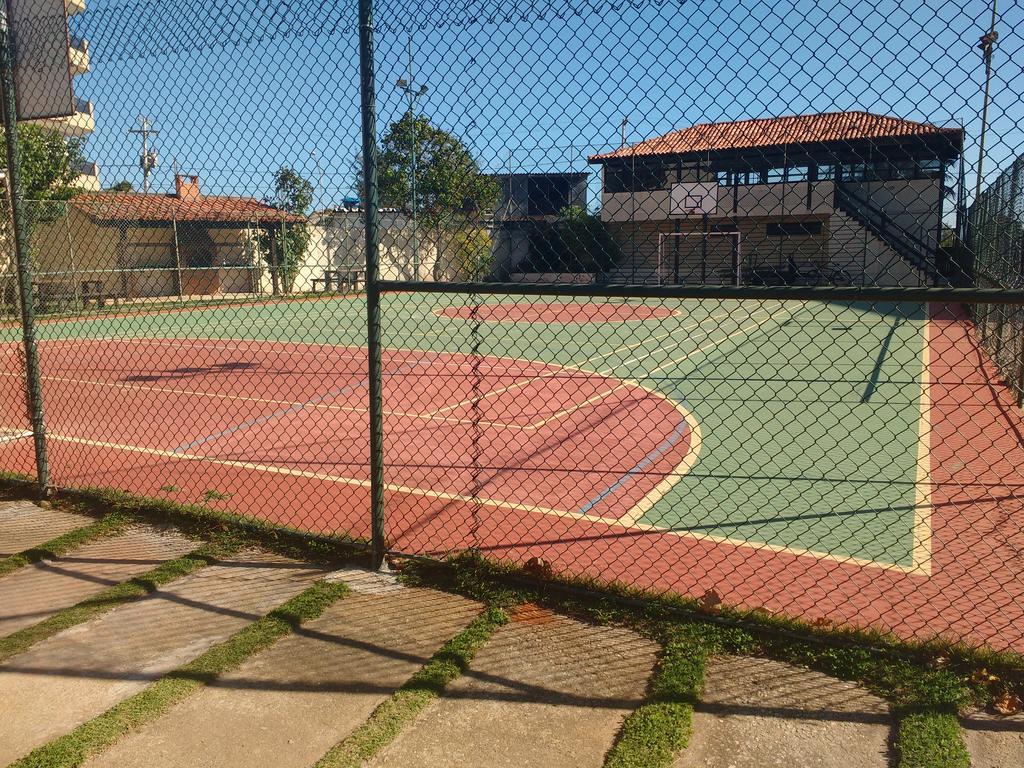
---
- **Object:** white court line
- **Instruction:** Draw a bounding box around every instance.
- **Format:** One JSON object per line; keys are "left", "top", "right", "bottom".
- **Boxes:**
{"left": 420, "top": 306, "right": 776, "bottom": 418}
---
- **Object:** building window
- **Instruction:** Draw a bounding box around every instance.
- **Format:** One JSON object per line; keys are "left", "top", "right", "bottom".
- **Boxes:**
{"left": 604, "top": 163, "right": 666, "bottom": 193}
{"left": 767, "top": 221, "right": 823, "bottom": 236}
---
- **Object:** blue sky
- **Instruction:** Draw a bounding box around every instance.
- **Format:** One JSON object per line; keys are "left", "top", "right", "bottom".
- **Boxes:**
{"left": 70, "top": 0, "right": 1022, "bottom": 210}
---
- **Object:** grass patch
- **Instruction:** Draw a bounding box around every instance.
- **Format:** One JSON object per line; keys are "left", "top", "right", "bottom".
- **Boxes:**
{"left": 313, "top": 605, "right": 508, "bottom": 768}
{"left": 895, "top": 711, "right": 971, "bottom": 768}
{"left": 604, "top": 624, "right": 709, "bottom": 768}
{"left": 11, "top": 578, "right": 349, "bottom": 768}
{"left": 0, "top": 543, "right": 228, "bottom": 663}
{"left": 0, "top": 511, "right": 129, "bottom": 579}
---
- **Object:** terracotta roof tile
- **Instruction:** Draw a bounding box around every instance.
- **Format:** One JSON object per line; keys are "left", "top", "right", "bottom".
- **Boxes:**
{"left": 589, "top": 111, "right": 962, "bottom": 162}
{"left": 70, "top": 192, "right": 305, "bottom": 224}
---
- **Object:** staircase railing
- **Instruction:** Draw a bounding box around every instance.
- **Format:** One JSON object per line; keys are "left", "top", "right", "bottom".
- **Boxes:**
{"left": 835, "top": 185, "right": 944, "bottom": 284}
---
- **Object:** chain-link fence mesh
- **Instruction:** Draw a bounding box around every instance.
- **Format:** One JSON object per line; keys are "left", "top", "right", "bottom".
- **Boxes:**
{"left": 2, "top": 0, "right": 1024, "bottom": 652}
{"left": 968, "top": 152, "right": 1024, "bottom": 403}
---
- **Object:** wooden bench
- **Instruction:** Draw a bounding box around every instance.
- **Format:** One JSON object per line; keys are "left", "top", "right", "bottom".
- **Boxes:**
{"left": 313, "top": 270, "right": 364, "bottom": 293}
{"left": 80, "top": 280, "right": 118, "bottom": 309}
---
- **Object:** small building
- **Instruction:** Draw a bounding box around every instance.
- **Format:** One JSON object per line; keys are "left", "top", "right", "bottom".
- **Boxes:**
{"left": 588, "top": 111, "right": 963, "bottom": 285}
{"left": 489, "top": 172, "right": 589, "bottom": 278}
{"left": 305, "top": 207, "right": 438, "bottom": 286}
{"left": 30, "top": 174, "right": 301, "bottom": 302}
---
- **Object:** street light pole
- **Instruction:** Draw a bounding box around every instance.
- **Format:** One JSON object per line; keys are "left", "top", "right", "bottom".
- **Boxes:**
{"left": 975, "top": 1, "right": 998, "bottom": 203}
{"left": 397, "top": 37, "right": 427, "bottom": 280}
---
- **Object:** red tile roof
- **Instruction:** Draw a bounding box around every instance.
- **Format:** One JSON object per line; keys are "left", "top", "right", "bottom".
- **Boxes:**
{"left": 589, "top": 111, "right": 962, "bottom": 162}
{"left": 70, "top": 192, "right": 305, "bottom": 224}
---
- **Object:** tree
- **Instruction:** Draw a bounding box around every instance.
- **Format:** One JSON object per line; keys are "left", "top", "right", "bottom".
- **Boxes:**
{"left": 525, "top": 205, "right": 619, "bottom": 273}
{"left": 264, "top": 166, "right": 313, "bottom": 294}
{"left": 0, "top": 124, "right": 83, "bottom": 308}
{"left": 371, "top": 113, "right": 500, "bottom": 226}
{"left": 106, "top": 180, "right": 134, "bottom": 192}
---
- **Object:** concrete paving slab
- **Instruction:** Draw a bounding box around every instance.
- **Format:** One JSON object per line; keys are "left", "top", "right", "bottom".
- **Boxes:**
{"left": 0, "top": 525, "right": 195, "bottom": 637}
{"left": 674, "top": 655, "right": 891, "bottom": 768}
{"left": 0, "top": 551, "right": 325, "bottom": 764}
{"left": 962, "top": 711, "right": 1024, "bottom": 768}
{"left": 0, "top": 501, "right": 95, "bottom": 558}
{"left": 83, "top": 575, "right": 481, "bottom": 768}
{"left": 369, "top": 604, "right": 658, "bottom": 768}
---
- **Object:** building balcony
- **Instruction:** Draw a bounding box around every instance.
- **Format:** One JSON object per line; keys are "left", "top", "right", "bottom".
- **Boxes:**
{"left": 66, "top": 0, "right": 87, "bottom": 16}
{"left": 35, "top": 97, "right": 94, "bottom": 138}
{"left": 74, "top": 161, "right": 101, "bottom": 191}
{"left": 69, "top": 37, "right": 90, "bottom": 77}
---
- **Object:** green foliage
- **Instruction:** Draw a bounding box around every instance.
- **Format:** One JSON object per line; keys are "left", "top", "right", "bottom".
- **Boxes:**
{"left": 447, "top": 226, "right": 493, "bottom": 280}
{"left": 525, "top": 205, "right": 619, "bottom": 272}
{"left": 605, "top": 624, "right": 708, "bottom": 768}
{"left": 374, "top": 113, "right": 500, "bottom": 226}
{"left": 896, "top": 712, "right": 970, "bottom": 768}
{"left": 1, "top": 125, "right": 85, "bottom": 270}
{"left": 265, "top": 166, "right": 313, "bottom": 293}
{"left": 2, "top": 123, "right": 84, "bottom": 200}
{"left": 105, "top": 181, "right": 134, "bottom": 192}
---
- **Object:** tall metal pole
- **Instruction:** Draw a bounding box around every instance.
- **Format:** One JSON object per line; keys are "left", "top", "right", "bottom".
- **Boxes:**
{"left": 407, "top": 37, "right": 419, "bottom": 280}
{"left": 975, "top": 1, "right": 998, "bottom": 203}
{"left": 358, "top": 0, "right": 386, "bottom": 568}
{"left": 0, "top": 9, "right": 50, "bottom": 497}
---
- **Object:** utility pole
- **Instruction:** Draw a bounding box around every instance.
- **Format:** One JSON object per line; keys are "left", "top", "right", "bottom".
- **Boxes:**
{"left": 975, "top": 1, "right": 999, "bottom": 203}
{"left": 396, "top": 37, "right": 427, "bottom": 280}
{"left": 128, "top": 115, "right": 159, "bottom": 193}
{"left": 620, "top": 115, "right": 629, "bottom": 149}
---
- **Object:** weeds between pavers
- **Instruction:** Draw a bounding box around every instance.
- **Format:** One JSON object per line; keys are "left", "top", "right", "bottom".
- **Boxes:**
{"left": 396, "top": 554, "right": 991, "bottom": 768}
{"left": 0, "top": 512, "right": 131, "bottom": 580}
{"left": 312, "top": 605, "right": 509, "bottom": 768}
{"left": 0, "top": 543, "right": 228, "bottom": 663}
{"left": 10, "top": 579, "right": 349, "bottom": 768}
{"left": 3, "top": 483, "right": 1015, "bottom": 768}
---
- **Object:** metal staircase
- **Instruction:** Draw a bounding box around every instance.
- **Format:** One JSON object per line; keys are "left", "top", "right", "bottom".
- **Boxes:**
{"left": 834, "top": 185, "right": 945, "bottom": 286}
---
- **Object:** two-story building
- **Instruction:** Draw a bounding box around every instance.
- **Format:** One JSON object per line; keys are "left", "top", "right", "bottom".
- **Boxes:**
{"left": 588, "top": 111, "right": 963, "bottom": 286}
{"left": 489, "top": 172, "right": 589, "bottom": 279}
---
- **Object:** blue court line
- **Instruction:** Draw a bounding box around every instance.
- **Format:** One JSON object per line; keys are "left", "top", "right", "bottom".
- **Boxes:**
{"left": 172, "top": 357, "right": 433, "bottom": 455}
{"left": 576, "top": 415, "right": 691, "bottom": 517}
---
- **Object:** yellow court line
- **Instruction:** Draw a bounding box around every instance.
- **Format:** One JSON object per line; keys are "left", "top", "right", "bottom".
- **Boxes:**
{"left": 522, "top": 383, "right": 629, "bottom": 430}
{"left": 41, "top": 429, "right": 918, "bottom": 573}
{"left": 44, "top": 433, "right": 571, "bottom": 518}
{"left": 420, "top": 307, "right": 766, "bottom": 417}
{"left": 910, "top": 308, "right": 933, "bottom": 575}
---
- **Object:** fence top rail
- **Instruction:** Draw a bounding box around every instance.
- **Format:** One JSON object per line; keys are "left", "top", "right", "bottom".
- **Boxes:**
{"left": 378, "top": 280, "right": 1024, "bottom": 305}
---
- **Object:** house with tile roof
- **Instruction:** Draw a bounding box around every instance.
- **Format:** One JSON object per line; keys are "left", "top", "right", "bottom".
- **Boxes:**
{"left": 30, "top": 174, "right": 304, "bottom": 302}
{"left": 588, "top": 111, "right": 963, "bottom": 286}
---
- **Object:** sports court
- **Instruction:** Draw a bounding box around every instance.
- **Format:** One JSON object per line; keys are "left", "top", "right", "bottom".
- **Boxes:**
{"left": 1, "top": 294, "right": 1022, "bottom": 648}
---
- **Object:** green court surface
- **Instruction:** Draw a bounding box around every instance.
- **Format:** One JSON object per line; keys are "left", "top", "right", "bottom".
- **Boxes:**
{"left": 4, "top": 294, "right": 928, "bottom": 568}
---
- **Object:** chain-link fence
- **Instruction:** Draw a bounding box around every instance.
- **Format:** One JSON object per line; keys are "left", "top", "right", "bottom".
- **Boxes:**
{"left": 2, "top": 0, "right": 1024, "bottom": 653}
{"left": 968, "top": 152, "right": 1024, "bottom": 403}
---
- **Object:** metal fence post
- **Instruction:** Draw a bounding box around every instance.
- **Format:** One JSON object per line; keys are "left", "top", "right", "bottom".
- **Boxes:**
{"left": 358, "top": 0, "right": 386, "bottom": 568}
{"left": 1, "top": 12, "right": 50, "bottom": 498}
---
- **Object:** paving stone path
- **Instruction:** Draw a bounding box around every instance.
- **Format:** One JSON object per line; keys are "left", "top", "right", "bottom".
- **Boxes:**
{"left": 0, "top": 500, "right": 95, "bottom": 557}
{"left": 2, "top": 504, "right": 1022, "bottom": 768}
{"left": 368, "top": 603, "right": 659, "bottom": 768}
{"left": 675, "top": 655, "right": 892, "bottom": 768}
{"left": 0, "top": 524, "right": 194, "bottom": 637}
{"left": 0, "top": 550, "right": 325, "bottom": 764}
{"left": 83, "top": 570, "right": 481, "bottom": 768}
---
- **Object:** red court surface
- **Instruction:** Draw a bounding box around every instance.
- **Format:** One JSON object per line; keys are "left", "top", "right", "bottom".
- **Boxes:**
{"left": 436, "top": 302, "right": 678, "bottom": 323}
{"left": 0, "top": 336, "right": 695, "bottom": 539}
{"left": 1, "top": 306, "right": 1023, "bottom": 651}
